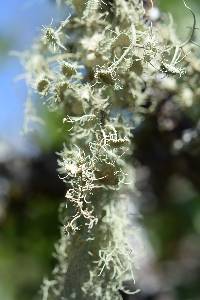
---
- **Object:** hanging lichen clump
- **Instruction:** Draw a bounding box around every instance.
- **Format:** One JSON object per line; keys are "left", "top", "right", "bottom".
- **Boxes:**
{"left": 21, "top": 0, "right": 200, "bottom": 299}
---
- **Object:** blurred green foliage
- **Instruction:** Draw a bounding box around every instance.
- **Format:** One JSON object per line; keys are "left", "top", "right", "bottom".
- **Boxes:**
{"left": 0, "top": 105, "right": 66, "bottom": 300}
{"left": 0, "top": 36, "right": 10, "bottom": 58}
{"left": 159, "top": 0, "right": 200, "bottom": 40}
{"left": 0, "top": 197, "right": 60, "bottom": 300}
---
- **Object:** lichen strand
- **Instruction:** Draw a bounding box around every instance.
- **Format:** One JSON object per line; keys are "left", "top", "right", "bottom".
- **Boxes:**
{"left": 41, "top": 189, "right": 135, "bottom": 300}
{"left": 23, "top": 0, "right": 200, "bottom": 299}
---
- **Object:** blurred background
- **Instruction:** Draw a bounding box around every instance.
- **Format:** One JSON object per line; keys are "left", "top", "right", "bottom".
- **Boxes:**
{"left": 0, "top": 1, "right": 200, "bottom": 300}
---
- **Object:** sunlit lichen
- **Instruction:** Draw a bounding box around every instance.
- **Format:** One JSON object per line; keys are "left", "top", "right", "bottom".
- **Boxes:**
{"left": 21, "top": 0, "right": 200, "bottom": 299}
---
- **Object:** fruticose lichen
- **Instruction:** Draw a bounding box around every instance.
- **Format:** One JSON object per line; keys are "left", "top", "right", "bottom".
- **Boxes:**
{"left": 20, "top": 0, "right": 200, "bottom": 299}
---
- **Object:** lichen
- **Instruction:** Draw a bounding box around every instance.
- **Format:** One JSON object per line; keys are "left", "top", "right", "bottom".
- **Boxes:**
{"left": 21, "top": 0, "right": 200, "bottom": 299}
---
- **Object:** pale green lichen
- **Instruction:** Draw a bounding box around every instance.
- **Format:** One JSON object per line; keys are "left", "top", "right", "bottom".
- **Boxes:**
{"left": 21, "top": 0, "right": 200, "bottom": 299}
